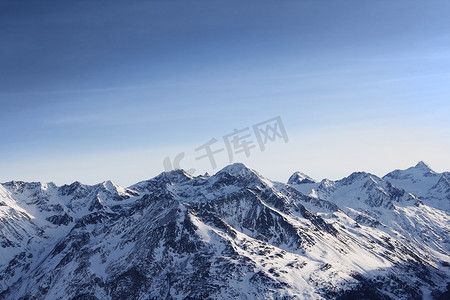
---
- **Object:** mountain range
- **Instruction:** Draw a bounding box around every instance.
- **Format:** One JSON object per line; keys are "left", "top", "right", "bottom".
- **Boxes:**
{"left": 0, "top": 162, "right": 449, "bottom": 299}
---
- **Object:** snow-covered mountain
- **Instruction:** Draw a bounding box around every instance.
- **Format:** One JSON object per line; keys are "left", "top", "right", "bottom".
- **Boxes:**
{"left": 0, "top": 162, "right": 449, "bottom": 299}
{"left": 383, "top": 161, "right": 450, "bottom": 212}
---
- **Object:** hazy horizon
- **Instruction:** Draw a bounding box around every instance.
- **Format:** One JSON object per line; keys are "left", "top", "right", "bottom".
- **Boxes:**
{"left": 0, "top": 159, "right": 445, "bottom": 188}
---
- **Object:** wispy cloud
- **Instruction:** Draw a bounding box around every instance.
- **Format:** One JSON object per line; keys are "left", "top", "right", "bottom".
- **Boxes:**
{"left": 46, "top": 113, "right": 105, "bottom": 125}
{"left": 0, "top": 85, "right": 151, "bottom": 96}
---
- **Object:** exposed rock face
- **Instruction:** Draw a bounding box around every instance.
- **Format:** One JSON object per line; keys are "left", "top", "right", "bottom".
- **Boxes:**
{"left": 0, "top": 162, "right": 449, "bottom": 299}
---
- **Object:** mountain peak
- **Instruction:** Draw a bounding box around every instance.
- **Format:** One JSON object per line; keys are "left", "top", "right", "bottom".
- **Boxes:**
{"left": 158, "top": 169, "right": 193, "bottom": 183}
{"left": 414, "top": 161, "right": 432, "bottom": 170}
{"left": 100, "top": 180, "right": 123, "bottom": 192}
{"left": 101, "top": 180, "right": 116, "bottom": 187}
{"left": 217, "top": 163, "right": 254, "bottom": 175}
{"left": 288, "top": 172, "right": 316, "bottom": 185}
{"left": 128, "top": 169, "right": 193, "bottom": 192}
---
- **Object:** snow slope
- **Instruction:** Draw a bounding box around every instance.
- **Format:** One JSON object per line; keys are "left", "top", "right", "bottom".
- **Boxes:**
{"left": 0, "top": 162, "right": 449, "bottom": 299}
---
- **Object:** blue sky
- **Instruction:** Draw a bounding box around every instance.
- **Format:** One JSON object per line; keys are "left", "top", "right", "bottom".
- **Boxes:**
{"left": 1, "top": 1, "right": 449, "bottom": 186}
